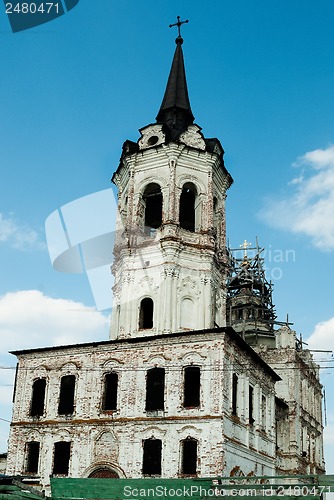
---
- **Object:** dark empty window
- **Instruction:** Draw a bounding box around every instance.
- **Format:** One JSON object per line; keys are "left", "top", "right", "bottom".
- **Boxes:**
{"left": 249, "top": 385, "right": 254, "bottom": 425}
{"left": 139, "top": 298, "right": 154, "bottom": 329}
{"left": 232, "top": 373, "right": 238, "bottom": 416}
{"left": 237, "top": 308, "right": 243, "bottom": 320}
{"left": 142, "top": 439, "right": 162, "bottom": 475}
{"left": 58, "top": 375, "right": 75, "bottom": 415}
{"left": 30, "top": 379, "right": 46, "bottom": 417}
{"left": 102, "top": 372, "right": 118, "bottom": 411}
{"left": 53, "top": 441, "right": 71, "bottom": 475}
{"left": 181, "top": 438, "right": 198, "bottom": 475}
{"left": 179, "top": 184, "right": 196, "bottom": 232}
{"left": 183, "top": 366, "right": 200, "bottom": 408}
{"left": 25, "top": 441, "right": 40, "bottom": 473}
{"left": 146, "top": 368, "right": 165, "bottom": 411}
{"left": 261, "top": 395, "right": 267, "bottom": 430}
{"left": 144, "top": 183, "right": 162, "bottom": 234}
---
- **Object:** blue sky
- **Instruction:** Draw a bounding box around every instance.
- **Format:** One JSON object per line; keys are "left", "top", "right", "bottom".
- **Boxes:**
{"left": 0, "top": 0, "right": 334, "bottom": 475}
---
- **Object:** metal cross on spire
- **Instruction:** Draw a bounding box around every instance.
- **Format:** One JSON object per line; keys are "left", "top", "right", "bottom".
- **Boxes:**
{"left": 240, "top": 239, "right": 252, "bottom": 258}
{"left": 169, "top": 16, "right": 189, "bottom": 38}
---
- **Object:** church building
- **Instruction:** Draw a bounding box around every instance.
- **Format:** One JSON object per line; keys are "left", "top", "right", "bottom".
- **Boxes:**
{"left": 5, "top": 23, "right": 325, "bottom": 493}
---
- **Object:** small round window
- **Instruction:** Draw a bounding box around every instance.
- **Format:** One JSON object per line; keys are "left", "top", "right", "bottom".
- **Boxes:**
{"left": 148, "top": 135, "right": 159, "bottom": 146}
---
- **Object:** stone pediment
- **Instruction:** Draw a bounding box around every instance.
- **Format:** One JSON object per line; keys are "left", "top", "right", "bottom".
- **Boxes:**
{"left": 138, "top": 124, "right": 165, "bottom": 150}
{"left": 178, "top": 125, "right": 206, "bottom": 150}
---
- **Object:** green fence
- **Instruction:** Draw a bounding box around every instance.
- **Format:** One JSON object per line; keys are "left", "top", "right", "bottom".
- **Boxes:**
{"left": 50, "top": 475, "right": 334, "bottom": 500}
{"left": 0, "top": 477, "right": 44, "bottom": 500}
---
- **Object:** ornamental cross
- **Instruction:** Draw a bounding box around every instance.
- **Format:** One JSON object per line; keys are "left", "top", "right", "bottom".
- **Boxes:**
{"left": 169, "top": 16, "right": 189, "bottom": 37}
{"left": 240, "top": 239, "right": 252, "bottom": 257}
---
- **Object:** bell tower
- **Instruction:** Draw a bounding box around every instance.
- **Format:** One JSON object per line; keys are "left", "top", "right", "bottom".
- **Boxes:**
{"left": 110, "top": 26, "right": 233, "bottom": 340}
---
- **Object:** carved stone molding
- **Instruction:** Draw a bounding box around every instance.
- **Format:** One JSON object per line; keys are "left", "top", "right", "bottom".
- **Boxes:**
{"left": 179, "top": 125, "right": 206, "bottom": 151}
{"left": 163, "top": 265, "right": 180, "bottom": 279}
{"left": 138, "top": 124, "right": 165, "bottom": 150}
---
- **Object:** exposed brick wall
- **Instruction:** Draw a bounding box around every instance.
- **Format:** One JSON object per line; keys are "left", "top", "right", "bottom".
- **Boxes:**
{"left": 7, "top": 329, "right": 278, "bottom": 492}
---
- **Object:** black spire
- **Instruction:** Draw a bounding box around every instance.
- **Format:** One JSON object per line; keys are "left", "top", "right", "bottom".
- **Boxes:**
{"left": 156, "top": 18, "right": 194, "bottom": 140}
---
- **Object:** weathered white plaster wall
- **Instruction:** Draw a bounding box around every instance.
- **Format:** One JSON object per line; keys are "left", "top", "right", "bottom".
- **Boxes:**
{"left": 6, "top": 329, "right": 278, "bottom": 492}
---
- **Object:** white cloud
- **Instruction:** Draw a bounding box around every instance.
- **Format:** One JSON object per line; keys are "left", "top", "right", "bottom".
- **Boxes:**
{"left": 0, "top": 212, "right": 45, "bottom": 251}
{"left": 0, "top": 290, "right": 110, "bottom": 452}
{"left": 259, "top": 146, "right": 334, "bottom": 251}
{"left": 306, "top": 317, "right": 334, "bottom": 353}
{"left": 299, "top": 146, "right": 334, "bottom": 169}
{"left": 0, "top": 290, "right": 109, "bottom": 352}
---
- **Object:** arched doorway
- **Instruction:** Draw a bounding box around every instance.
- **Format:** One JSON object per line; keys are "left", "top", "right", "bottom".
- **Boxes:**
{"left": 88, "top": 467, "right": 119, "bottom": 478}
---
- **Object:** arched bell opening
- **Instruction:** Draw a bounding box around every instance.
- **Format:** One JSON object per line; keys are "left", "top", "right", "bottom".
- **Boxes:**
{"left": 179, "top": 182, "right": 197, "bottom": 232}
{"left": 143, "top": 183, "right": 163, "bottom": 235}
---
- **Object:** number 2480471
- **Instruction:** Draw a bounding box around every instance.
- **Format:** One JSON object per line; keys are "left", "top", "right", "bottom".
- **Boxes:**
{"left": 6, "top": 3, "right": 60, "bottom": 14}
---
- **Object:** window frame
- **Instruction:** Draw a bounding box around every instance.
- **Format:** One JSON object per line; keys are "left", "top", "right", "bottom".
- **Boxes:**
{"left": 52, "top": 441, "right": 71, "bottom": 476}
{"left": 25, "top": 441, "right": 40, "bottom": 474}
{"left": 102, "top": 371, "right": 118, "bottom": 412}
{"left": 179, "top": 183, "right": 197, "bottom": 232}
{"left": 142, "top": 438, "right": 162, "bottom": 476}
{"left": 183, "top": 366, "right": 201, "bottom": 409}
{"left": 145, "top": 367, "right": 165, "bottom": 412}
{"left": 143, "top": 183, "right": 163, "bottom": 235}
{"left": 30, "top": 378, "right": 46, "bottom": 418}
{"left": 58, "top": 374, "right": 76, "bottom": 416}
{"left": 232, "top": 373, "right": 238, "bottom": 417}
{"left": 139, "top": 297, "right": 154, "bottom": 330}
{"left": 249, "top": 385, "right": 255, "bottom": 425}
{"left": 180, "top": 437, "right": 198, "bottom": 476}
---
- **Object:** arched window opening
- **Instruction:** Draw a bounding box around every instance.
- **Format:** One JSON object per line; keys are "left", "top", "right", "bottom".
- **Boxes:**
{"left": 249, "top": 385, "right": 254, "bottom": 425}
{"left": 183, "top": 366, "right": 200, "bottom": 408}
{"left": 179, "top": 183, "right": 197, "bottom": 232}
{"left": 143, "top": 183, "right": 162, "bottom": 235}
{"left": 30, "top": 378, "right": 46, "bottom": 417}
{"left": 25, "top": 441, "right": 40, "bottom": 473}
{"left": 181, "top": 438, "right": 198, "bottom": 475}
{"left": 142, "top": 438, "right": 162, "bottom": 476}
{"left": 232, "top": 373, "right": 238, "bottom": 416}
{"left": 102, "top": 372, "right": 118, "bottom": 411}
{"left": 122, "top": 195, "right": 128, "bottom": 220}
{"left": 261, "top": 395, "right": 267, "bottom": 431}
{"left": 237, "top": 308, "right": 243, "bottom": 320}
{"left": 146, "top": 368, "right": 165, "bottom": 411}
{"left": 139, "top": 298, "right": 154, "bottom": 329}
{"left": 58, "top": 375, "right": 75, "bottom": 415}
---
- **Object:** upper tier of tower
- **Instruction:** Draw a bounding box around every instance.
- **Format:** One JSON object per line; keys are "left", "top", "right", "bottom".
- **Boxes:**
{"left": 110, "top": 31, "right": 233, "bottom": 339}
{"left": 112, "top": 34, "right": 233, "bottom": 179}
{"left": 226, "top": 243, "right": 277, "bottom": 347}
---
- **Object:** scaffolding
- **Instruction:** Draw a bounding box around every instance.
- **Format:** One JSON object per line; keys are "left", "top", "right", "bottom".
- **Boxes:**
{"left": 226, "top": 240, "right": 277, "bottom": 341}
